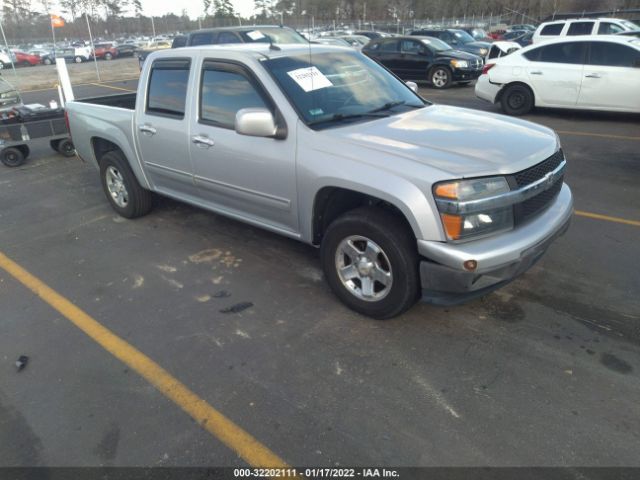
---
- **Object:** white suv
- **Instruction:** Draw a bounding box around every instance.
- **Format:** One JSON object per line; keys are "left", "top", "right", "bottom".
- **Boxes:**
{"left": 533, "top": 18, "right": 638, "bottom": 43}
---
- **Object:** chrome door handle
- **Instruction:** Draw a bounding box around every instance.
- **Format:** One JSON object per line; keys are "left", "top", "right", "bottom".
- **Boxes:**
{"left": 585, "top": 73, "right": 601, "bottom": 78}
{"left": 192, "top": 135, "right": 215, "bottom": 148}
{"left": 530, "top": 71, "right": 543, "bottom": 75}
{"left": 138, "top": 124, "right": 157, "bottom": 135}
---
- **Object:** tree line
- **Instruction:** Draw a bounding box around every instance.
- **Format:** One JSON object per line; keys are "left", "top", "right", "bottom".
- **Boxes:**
{"left": 0, "top": 0, "right": 638, "bottom": 44}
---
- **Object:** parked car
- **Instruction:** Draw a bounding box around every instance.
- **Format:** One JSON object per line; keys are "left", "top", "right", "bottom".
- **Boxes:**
{"left": 475, "top": 35, "right": 640, "bottom": 115}
{"left": 510, "top": 24, "right": 537, "bottom": 32}
{"left": 411, "top": 28, "right": 491, "bottom": 57}
{"left": 0, "top": 77, "right": 22, "bottom": 112}
{"left": 58, "top": 46, "right": 92, "bottom": 63}
{"left": 502, "top": 30, "right": 529, "bottom": 41}
{"left": 485, "top": 41, "right": 522, "bottom": 62}
{"left": 313, "top": 37, "right": 353, "bottom": 47}
{"left": 171, "top": 35, "right": 188, "bottom": 48}
{"left": 115, "top": 44, "right": 137, "bottom": 57}
{"left": 515, "top": 32, "right": 534, "bottom": 46}
{"left": 137, "top": 41, "right": 171, "bottom": 67}
{"left": 93, "top": 43, "right": 118, "bottom": 60}
{"left": 0, "top": 49, "right": 16, "bottom": 69}
{"left": 462, "top": 27, "right": 492, "bottom": 42}
{"left": 532, "top": 18, "right": 639, "bottom": 43}
{"left": 38, "top": 50, "right": 56, "bottom": 65}
{"left": 354, "top": 31, "right": 388, "bottom": 39}
{"left": 337, "top": 35, "right": 371, "bottom": 48}
{"left": 12, "top": 50, "right": 40, "bottom": 66}
{"left": 363, "top": 36, "right": 484, "bottom": 88}
{"left": 66, "top": 44, "right": 572, "bottom": 319}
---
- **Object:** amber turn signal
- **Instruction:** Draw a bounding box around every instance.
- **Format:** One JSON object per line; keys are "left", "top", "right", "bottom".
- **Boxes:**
{"left": 434, "top": 182, "right": 459, "bottom": 199}
{"left": 440, "top": 213, "right": 462, "bottom": 240}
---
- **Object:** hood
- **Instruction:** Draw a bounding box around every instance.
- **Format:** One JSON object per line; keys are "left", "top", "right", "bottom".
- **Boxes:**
{"left": 323, "top": 105, "right": 559, "bottom": 178}
{"left": 438, "top": 49, "right": 481, "bottom": 60}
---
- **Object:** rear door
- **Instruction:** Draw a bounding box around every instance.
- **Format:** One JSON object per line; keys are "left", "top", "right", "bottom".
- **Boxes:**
{"left": 135, "top": 56, "right": 198, "bottom": 197}
{"left": 577, "top": 41, "right": 640, "bottom": 112}
{"left": 522, "top": 41, "right": 586, "bottom": 107}
{"left": 188, "top": 60, "right": 298, "bottom": 233}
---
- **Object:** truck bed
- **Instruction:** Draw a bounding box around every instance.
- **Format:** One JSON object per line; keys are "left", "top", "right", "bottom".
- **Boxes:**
{"left": 76, "top": 93, "right": 136, "bottom": 110}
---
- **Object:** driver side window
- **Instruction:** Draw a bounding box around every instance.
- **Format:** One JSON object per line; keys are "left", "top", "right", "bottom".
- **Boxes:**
{"left": 401, "top": 40, "right": 422, "bottom": 54}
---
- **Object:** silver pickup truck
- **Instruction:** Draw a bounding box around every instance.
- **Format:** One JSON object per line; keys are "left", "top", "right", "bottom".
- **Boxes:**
{"left": 66, "top": 44, "right": 573, "bottom": 319}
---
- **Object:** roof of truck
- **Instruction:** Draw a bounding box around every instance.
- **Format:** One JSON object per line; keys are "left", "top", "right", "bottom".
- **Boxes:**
{"left": 152, "top": 43, "right": 354, "bottom": 61}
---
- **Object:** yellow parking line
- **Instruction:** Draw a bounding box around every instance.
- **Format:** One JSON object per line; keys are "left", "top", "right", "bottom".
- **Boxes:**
{"left": 89, "top": 82, "right": 136, "bottom": 93}
{"left": 575, "top": 210, "right": 640, "bottom": 227}
{"left": 0, "top": 251, "right": 290, "bottom": 469}
{"left": 556, "top": 130, "right": 640, "bottom": 142}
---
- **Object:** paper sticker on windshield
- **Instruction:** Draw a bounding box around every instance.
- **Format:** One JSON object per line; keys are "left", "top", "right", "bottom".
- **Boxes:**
{"left": 247, "top": 30, "right": 266, "bottom": 40}
{"left": 287, "top": 66, "right": 333, "bottom": 92}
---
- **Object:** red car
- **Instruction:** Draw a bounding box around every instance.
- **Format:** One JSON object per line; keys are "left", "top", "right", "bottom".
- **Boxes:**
{"left": 92, "top": 43, "right": 118, "bottom": 60}
{"left": 13, "top": 51, "right": 40, "bottom": 67}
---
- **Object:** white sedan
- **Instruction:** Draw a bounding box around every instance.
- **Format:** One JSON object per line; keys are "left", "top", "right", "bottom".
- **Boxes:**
{"left": 475, "top": 34, "right": 640, "bottom": 115}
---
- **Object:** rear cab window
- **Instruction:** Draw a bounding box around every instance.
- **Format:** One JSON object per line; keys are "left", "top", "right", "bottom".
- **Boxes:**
{"left": 146, "top": 58, "right": 191, "bottom": 119}
{"left": 190, "top": 32, "right": 216, "bottom": 46}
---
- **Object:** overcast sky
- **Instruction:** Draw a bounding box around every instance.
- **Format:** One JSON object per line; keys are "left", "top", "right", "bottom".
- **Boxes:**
{"left": 140, "top": 0, "right": 256, "bottom": 19}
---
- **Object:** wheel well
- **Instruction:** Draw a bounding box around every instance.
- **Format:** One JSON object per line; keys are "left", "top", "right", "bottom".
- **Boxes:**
{"left": 429, "top": 64, "right": 451, "bottom": 76}
{"left": 312, "top": 187, "right": 414, "bottom": 245}
{"left": 92, "top": 137, "right": 122, "bottom": 164}
{"left": 496, "top": 81, "right": 534, "bottom": 104}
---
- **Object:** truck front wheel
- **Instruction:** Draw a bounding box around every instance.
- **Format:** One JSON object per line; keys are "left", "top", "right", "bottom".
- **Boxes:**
{"left": 321, "top": 207, "right": 420, "bottom": 319}
{"left": 99, "top": 150, "right": 153, "bottom": 218}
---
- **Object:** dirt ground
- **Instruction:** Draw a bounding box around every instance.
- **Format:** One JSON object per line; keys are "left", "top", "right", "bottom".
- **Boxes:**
{"left": 3, "top": 57, "right": 140, "bottom": 92}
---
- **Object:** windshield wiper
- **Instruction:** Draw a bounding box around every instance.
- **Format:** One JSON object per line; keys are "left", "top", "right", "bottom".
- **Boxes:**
{"left": 309, "top": 111, "right": 389, "bottom": 126}
{"left": 368, "top": 100, "right": 423, "bottom": 113}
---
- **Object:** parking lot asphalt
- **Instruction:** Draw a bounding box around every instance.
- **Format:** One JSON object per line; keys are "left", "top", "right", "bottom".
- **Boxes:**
{"left": 1, "top": 80, "right": 639, "bottom": 467}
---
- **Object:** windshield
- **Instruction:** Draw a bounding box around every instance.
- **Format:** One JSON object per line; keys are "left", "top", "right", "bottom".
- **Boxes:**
{"left": 240, "top": 28, "right": 308, "bottom": 44}
{"left": 620, "top": 20, "right": 639, "bottom": 30}
{"left": 420, "top": 37, "right": 452, "bottom": 51}
{"left": 453, "top": 30, "right": 476, "bottom": 44}
{"left": 263, "top": 50, "right": 425, "bottom": 127}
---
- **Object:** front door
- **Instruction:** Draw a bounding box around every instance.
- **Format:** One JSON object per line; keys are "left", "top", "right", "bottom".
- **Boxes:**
{"left": 399, "top": 39, "right": 430, "bottom": 79}
{"left": 135, "top": 57, "right": 197, "bottom": 197}
{"left": 577, "top": 41, "right": 640, "bottom": 112}
{"left": 188, "top": 60, "right": 298, "bottom": 234}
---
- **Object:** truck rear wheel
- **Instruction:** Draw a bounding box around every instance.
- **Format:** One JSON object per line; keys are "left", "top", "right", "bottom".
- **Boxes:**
{"left": 99, "top": 150, "right": 153, "bottom": 218}
{"left": 57, "top": 138, "right": 76, "bottom": 157}
{"left": 320, "top": 207, "right": 420, "bottom": 319}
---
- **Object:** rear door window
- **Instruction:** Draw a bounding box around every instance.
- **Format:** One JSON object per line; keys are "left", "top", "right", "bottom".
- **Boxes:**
{"left": 146, "top": 59, "right": 191, "bottom": 118}
{"left": 380, "top": 40, "right": 399, "bottom": 52}
{"left": 190, "top": 32, "right": 214, "bottom": 46}
{"left": 588, "top": 42, "right": 640, "bottom": 67}
{"left": 217, "top": 32, "right": 241, "bottom": 44}
{"left": 567, "top": 22, "right": 594, "bottom": 36}
{"left": 540, "top": 23, "right": 563, "bottom": 36}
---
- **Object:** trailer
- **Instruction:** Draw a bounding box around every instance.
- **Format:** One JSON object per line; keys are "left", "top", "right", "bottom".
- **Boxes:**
{"left": 0, "top": 105, "right": 75, "bottom": 167}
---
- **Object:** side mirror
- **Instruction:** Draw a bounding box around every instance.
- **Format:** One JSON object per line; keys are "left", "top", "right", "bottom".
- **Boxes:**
{"left": 235, "top": 108, "right": 277, "bottom": 138}
{"left": 406, "top": 81, "right": 418, "bottom": 93}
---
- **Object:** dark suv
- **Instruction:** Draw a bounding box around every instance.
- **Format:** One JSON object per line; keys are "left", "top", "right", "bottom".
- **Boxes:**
{"left": 363, "top": 36, "right": 483, "bottom": 88}
{"left": 411, "top": 28, "right": 490, "bottom": 58}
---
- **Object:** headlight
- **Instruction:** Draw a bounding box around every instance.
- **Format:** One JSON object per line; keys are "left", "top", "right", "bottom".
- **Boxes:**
{"left": 433, "top": 177, "right": 514, "bottom": 241}
{"left": 450, "top": 59, "right": 468, "bottom": 69}
{"left": 479, "top": 48, "right": 488, "bottom": 55}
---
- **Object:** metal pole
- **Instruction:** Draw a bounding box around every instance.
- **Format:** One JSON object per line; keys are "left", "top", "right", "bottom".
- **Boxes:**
{"left": 0, "top": 21, "right": 16, "bottom": 76}
{"left": 85, "top": 13, "right": 101, "bottom": 82}
{"left": 151, "top": 17, "right": 156, "bottom": 37}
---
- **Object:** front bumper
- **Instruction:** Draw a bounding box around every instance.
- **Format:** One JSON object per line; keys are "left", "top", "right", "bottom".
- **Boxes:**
{"left": 417, "top": 183, "right": 573, "bottom": 305}
{"left": 453, "top": 69, "right": 482, "bottom": 82}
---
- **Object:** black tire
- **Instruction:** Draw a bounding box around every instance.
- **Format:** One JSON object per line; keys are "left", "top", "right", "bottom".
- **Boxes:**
{"left": 429, "top": 66, "right": 452, "bottom": 89}
{"left": 104, "top": 52, "right": 113, "bottom": 60}
{"left": 500, "top": 83, "right": 534, "bottom": 116}
{"left": 43, "top": 58, "right": 52, "bottom": 65}
{"left": 22, "top": 61, "right": 31, "bottom": 67}
{"left": 56, "top": 138, "right": 76, "bottom": 157}
{"left": 1, "top": 147, "right": 25, "bottom": 167}
{"left": 320, "top": 206, "right": 420, "bottom": 319}
{"left": 74, "top": 56, "right": 83, "bottom": 63}
{"left": 99, "top": 150, "right": 153, "bottom": 218}
{"left": 49, "top": 139, "right": 61, "bottom": 151}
